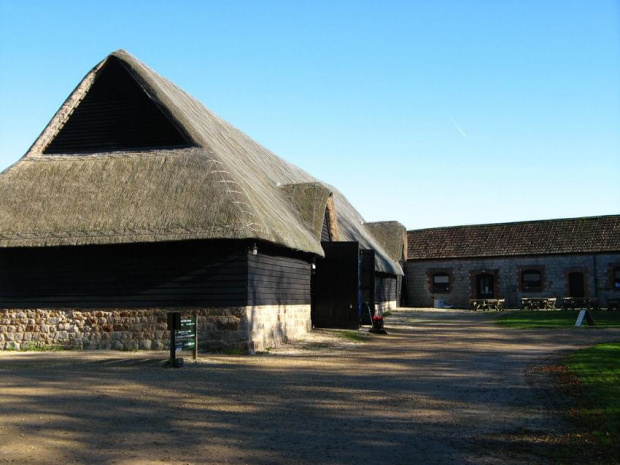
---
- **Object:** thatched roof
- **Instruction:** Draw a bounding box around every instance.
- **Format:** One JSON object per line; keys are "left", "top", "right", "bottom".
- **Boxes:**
{"left": 0, "top": 50, "right": 402, "bottom": 275}
{"left": 365, "top": 221, "right": 407, "bottom": 264}
{"left": 280, "top": 183, "right": 333, "bottom": 241}
{"left": 407, "top": 215, "right": 620, "bottom": 260}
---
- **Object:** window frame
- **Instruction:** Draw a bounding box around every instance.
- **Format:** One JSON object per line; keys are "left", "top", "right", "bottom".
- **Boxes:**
{"left": 610, "top": 263, "right": 620, "bottom": 291}
{"left": 428, "top": 269, "right": 452, "bottom": 294}
{"left": 518, "top": 265, "right": 545, "bottom": 293}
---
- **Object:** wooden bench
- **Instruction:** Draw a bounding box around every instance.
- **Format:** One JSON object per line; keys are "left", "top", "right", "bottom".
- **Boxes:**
{"left": 470, "top": 298, "right": 505, "bottom": 311}
{"left": 607, "top": 298, "right": 619, "bottom": 311}
{"left": 543, "top": 298, "right": 557, "bottom": 310}
{"left": 522, "top": 297, "right": 557, "bottom": 310}
{"left": 562, "top": 297, "right": 599, "bottom": 310}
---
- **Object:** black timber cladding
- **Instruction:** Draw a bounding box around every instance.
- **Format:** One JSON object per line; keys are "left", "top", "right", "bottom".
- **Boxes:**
{"left": 248, "top": 253, "right": 311, "bottom": 306}
{"left": 0, "top": 241, "right": 248, "bottom": 308}
{"left": 321, "top": 209, "right": 331, "bottom": 242}
{"left": 375, "top": 273, "right": 398, "bottom": 305}
{"left": 43, "top": 56, "right": 189, "bottom": 154}
{"left": 0, "top": 240, "right": 313, "bottom": 309}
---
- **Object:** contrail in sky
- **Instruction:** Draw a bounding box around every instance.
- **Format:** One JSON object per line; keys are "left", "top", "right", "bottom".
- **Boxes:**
{"left": 450, "top": 117, "right": 467, "bottom": 138}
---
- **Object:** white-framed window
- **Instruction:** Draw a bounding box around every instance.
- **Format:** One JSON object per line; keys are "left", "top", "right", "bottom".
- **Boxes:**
{"left": 432, "top": 272, "right": 450, "bottom": 293}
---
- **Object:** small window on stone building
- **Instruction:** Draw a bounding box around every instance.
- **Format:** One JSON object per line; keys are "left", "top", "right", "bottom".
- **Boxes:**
{"left": 522, "top": 270, "right": 542, "bottom": 292}
{"left": 432, "top": 272, "right": 450, "bottom": 293}
{"left": 614, "top": 267, "right": 620, "bottom": 289}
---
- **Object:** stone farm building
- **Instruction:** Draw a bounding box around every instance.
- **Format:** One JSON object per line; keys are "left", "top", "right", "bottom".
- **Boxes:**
{"left": 404, "top": 215, "right": 620, "bottom": 309}
{"left": 0, "top": 50, "right": 406, "bottom": 352}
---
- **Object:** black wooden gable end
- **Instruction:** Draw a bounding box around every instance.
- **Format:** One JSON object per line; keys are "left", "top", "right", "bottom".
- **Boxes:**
{"left": 44, "top": 57, "right": 189, "bottom": 154}
{"left": 321, "top": 209, "right": 331, "bottom": 242}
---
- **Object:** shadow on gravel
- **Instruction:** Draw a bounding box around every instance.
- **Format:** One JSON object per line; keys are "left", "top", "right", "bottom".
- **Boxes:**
{"left": 1, "top": 309, "right": 618, "bottom": 464}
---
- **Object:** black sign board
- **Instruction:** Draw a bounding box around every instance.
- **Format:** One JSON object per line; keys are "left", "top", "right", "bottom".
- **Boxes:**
{"left": 175, "top": 318, "right": 196, "bottom": 351}
{"left": 166, "top": 312, "right": 198, "bottom": 368}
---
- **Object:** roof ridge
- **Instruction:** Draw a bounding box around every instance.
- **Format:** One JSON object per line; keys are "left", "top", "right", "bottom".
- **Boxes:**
{"left": 408, "top": 214, "right": 620, "bottom": 233}
{"left": 407, "top": 215, "right": 620, "bottom": 260}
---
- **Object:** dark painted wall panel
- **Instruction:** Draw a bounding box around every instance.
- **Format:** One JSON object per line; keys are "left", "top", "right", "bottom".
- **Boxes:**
{"left": 44, "top": 57, "right": 189, "bottom": 154}
{"left": 321, "top": 210, "right": 331, "bottom": 242}
{"left": 247, "top": 253, "right": 311, "bottom": 306}
{"left": 0, "top": 241, "right": 248, "bottom": 308}
{"left": 376, "top": 273, "right": 398, "bottom": 304}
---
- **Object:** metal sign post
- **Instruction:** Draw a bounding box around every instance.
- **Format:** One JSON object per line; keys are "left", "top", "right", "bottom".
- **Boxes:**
{"left": 166, "top": 312, "right": 182, "bottom": 368}
{"left": 165, "top": 312, "right": 197, "bottom": 367}
{"left": 193, "top": 310, "right": 198, "bottom": 360}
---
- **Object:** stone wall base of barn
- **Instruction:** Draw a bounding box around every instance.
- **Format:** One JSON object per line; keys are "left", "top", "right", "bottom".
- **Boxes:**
{"left": 0, "top": 305, "right": 312, "bottom": 353}
{"left": 245, "top": 304, "right": 312, "bottom": 352}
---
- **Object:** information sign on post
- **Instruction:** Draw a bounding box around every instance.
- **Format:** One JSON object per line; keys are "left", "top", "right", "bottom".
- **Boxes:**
{"left": 165, "top": 313, "right": 198, "bottom": 367}
{"left": 175, "top": 317, "right": 196, "bottom": 352}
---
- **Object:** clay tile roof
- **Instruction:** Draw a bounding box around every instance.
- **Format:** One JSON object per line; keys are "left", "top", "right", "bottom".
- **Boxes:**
{"left": 407, "top": 215, "right": 620, "bottom": 260}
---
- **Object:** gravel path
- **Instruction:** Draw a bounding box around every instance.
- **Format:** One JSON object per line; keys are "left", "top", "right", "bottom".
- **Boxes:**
{"left": 1, "top": 308, "right": 618, "bottom": 464}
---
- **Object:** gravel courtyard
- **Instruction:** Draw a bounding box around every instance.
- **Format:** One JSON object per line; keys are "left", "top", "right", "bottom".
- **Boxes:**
{"left": 1, "top": 309, "right": 618, "bottom": 465}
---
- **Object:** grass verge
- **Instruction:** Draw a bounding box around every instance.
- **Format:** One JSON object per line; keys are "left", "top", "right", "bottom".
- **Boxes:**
{"left": 563, "top": 342, "right": 620, "bottom": 463}
{"left": 337, "top": 330, "right": 370, "bottom": 342}
{"left": 495, "top": 310, "right": 620, "bottom": 328}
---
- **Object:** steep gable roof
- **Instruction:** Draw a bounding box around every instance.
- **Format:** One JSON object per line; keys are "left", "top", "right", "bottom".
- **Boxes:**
{"left": 0, "top": 50, "right": 402, "bottom": 275}
{"left": 365, "top": 221, "right": 407, "bottom": 263}
{"left": 407, "top": 215, "right": 620, "bottom": 260}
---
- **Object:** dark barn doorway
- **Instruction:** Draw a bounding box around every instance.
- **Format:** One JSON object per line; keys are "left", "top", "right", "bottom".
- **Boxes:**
{"left": 476, "top": 273, "right": 495, "bottom": 299}
{"left": 568, "top": 271, "right": 586, "bottom": 297}
{"left": 312, "top": 242, "right": 373, "bottom": 329}
{"left": 359, "top": 249, "right": 376, "bottom": 325}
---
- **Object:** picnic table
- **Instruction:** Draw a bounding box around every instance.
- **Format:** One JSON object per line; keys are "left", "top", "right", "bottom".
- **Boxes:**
{"left": 606, "top": 298, "right": 619, "bottom": 311}
{"left": 470, "top": 298, "right": 505, "bottom": 311}
{"left": 521, "top": 297, "right": 557, "bottom": 310}
{"left": 562, "top": 297, "right": 599, "bottom": 310}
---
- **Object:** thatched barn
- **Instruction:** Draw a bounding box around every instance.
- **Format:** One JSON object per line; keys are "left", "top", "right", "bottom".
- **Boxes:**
{"left": 0, "top": 50, "right": 404, "bottom": 352}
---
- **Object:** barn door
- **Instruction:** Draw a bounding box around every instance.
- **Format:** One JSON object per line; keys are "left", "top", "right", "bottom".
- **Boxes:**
{"left": 359, "top": 249, "right": 375, "bottom": 325}
{"left": 311, "top": 242, "right": 360, "bottom": 328}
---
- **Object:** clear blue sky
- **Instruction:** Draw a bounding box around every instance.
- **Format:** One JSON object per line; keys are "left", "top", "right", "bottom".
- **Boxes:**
{"left": 1, "top": 0, "right": 619, "bottom": 230}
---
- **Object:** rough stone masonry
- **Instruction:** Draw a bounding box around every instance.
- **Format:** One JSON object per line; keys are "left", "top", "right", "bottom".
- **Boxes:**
{"left": 0, "top": 304, "right": 311, "bottom": 352}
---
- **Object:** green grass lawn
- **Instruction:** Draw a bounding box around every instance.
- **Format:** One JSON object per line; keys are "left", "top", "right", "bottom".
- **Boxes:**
{"left": 495, "top": 310, "right": 620, "bottom": 328}
{"left": 494, "top": 311, "right": 620, "bottom": 462}
{"left": 564, "top": 342, "right": 620, "bottom": 463}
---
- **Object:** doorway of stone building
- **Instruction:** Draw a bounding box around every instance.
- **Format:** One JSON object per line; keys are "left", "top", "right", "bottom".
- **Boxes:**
{"left": 476, "top": 273, "right": 495, "bottom": 299}
{"left": 568, "top": 271, "right": 586, "bottom": 297}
